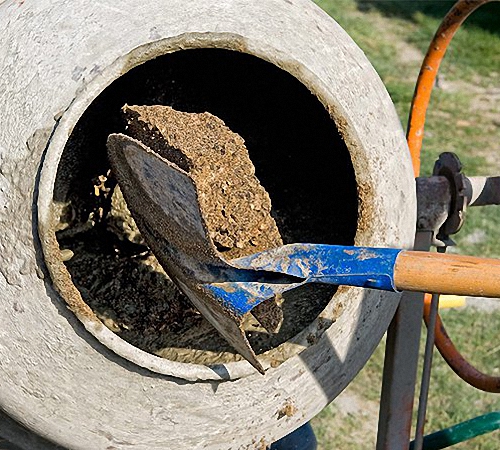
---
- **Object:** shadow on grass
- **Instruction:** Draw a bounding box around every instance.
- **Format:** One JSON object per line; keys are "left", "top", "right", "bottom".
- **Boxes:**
{"left": 354, "top": 0, "right": 500, "bottom": 36}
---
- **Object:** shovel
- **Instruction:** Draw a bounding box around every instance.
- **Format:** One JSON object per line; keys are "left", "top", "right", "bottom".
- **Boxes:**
{"left": 107, "top": 134, "right": 500, "bottom": 373}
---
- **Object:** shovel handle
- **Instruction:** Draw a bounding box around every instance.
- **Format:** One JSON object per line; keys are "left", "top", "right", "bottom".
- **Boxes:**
{"left": 394, "top": 251, "right": 500, "bottom": 298}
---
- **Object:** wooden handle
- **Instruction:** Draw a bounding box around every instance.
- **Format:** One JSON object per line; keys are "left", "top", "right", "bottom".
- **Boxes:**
{"left": 394, "top": 251, "right": 500, "bottom": 298}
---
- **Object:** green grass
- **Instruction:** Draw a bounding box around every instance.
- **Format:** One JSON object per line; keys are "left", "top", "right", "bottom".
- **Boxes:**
{"left": 312, "top": 408, "right": 374, "bottom": 450}
{"left": 311, "top": 310, "right": 500, "bottom": 449}
{"left": 455, "top": 206, "right": 500, "bottom": 260}
{"left": 311, "top": 1, "right": 500, "bottom": 448}
{"left": 358, "top": 0, "right": 500, "bottom": 82}
{"left": 426, "top": 310, "right": 500, "bottom": 430}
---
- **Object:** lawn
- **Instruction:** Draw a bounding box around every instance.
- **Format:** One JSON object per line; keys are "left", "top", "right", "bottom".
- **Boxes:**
{"left": 310, "top": 1, "right": 500, "bottom": 448}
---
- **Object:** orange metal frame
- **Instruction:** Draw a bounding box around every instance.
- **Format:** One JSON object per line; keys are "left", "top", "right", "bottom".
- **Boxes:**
{"left": 407, "top": 0, "right": 500, "bottom": 393}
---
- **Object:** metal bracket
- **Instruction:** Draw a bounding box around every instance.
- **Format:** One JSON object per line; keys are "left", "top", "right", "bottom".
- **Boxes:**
{"left": 432, "top": 152, "right": 469, "bottom": 246}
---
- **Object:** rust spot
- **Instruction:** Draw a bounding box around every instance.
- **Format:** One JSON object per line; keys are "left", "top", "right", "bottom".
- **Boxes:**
{"left": 306, "top": 333, "right": 317, "bottom": 345}
{"left": 43, "top": 228, "right": 101, "bottom": 324}
{"left": 270, "top": 359, "right": 280, "bottom": 368}
{"left": 356, "top": 180, "right": 377, "bottom": 240}
{"left": 278, "top": 399, "right": 298, "bottom": 419}
{"left": 252, "top": 437, "right": 268, "bottom": 450}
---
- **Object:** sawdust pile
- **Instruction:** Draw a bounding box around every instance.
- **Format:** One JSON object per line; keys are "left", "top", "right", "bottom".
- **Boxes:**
{"left": 122, "top": 104, "right": 283, "bottom": 259}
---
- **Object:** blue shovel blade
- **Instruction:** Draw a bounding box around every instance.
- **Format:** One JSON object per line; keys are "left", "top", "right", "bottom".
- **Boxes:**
{"left": 204, "top": 244, "right": 402, "bottom": 316}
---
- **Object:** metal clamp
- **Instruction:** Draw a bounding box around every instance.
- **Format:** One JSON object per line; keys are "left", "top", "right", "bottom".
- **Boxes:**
{"left": 432, "top": 152, "right": 469, "bottom": 246}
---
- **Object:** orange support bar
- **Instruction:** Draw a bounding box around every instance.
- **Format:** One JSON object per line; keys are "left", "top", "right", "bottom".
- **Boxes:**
{"left": 407, "top": 0, "right": 493, "bottom": 176}
{"left": 408, "top": 0, "right": 500, "bottom": 393}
